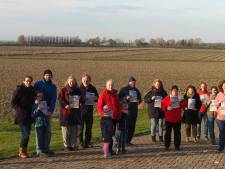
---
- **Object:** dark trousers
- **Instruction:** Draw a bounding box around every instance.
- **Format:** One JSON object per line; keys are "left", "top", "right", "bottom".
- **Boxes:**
{"left": 109, "top": 119, "right": 117, "bottom": 153}
{"left": 19, "top": 123, "right": 31, "bottom": 149}
{"left": 127, "top": 110, "right": 138, "bottom": 144}
{"left": 164, "top": 122, "right": 181, "bottom": 148}
{"left": 100, "top": 117, "right": 114, "bottom": 143}
{"left": 80, "top": 106, "right": 94, "bottom": 145}
{"left": 216, "top": 119, "right": 225, "bottom": 150}
{"left": 36, "top": 126, "right": 48, "bottom": 153}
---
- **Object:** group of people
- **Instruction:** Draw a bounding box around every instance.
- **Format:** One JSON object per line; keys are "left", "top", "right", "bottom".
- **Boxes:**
{"left": 11, "top": 69, "right": 225, "bottom": 159}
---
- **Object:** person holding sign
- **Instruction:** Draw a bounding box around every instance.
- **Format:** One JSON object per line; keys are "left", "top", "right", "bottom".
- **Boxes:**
{"left": 119, "top": 76, "right": 142, "bottom": 145}
{"left": 161, "top": 85, "right": 186, "bottom": 151}
{"left": 183, "top": 85, "right": 201, "bottom": 143}
{"left": 80, "top": 74, "right": 99, "bottom": 148}
{"left": 144, "top": 79, "right": 167, "bottom": 143}
{"left": 206, "top": 86, "right": 219, "bottom": 145}
{"left": 197, "top": 82, "right": 210, "bottom": 141}
{"left": 11, "top": 75, "right": 35, "bottom": 158}
{"left": 34, "top": 69, "right": 57, "bottom": 155}
{"left": 98, "top": 79, "right": 122, "bottom": 158}
{"left": 32, "top": 92, "right": 49, "bottom": 157}
{"left": 58, "top": 76, "right": 82, "bottom": 151}
{"left": 215, "top": 80, "right": 225, "bottom": 152}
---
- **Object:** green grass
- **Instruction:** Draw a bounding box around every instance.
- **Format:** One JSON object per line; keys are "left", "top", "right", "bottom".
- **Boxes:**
{"left": 0, "top": 109, "right": 149, "bottom": 159}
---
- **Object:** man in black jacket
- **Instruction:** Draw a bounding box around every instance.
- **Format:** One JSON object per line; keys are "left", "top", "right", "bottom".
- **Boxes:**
{"left": 11, "top": 75, "right": 35, "bottom": 158}
{"left": 119, "top": 76, "right": 142, "bottom": 145}
{"left": 80, "top": 74, "right": 98, "bottom": 148}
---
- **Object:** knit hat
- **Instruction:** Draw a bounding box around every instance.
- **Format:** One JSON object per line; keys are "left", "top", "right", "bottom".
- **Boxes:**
{"left": 171, "top": 85, "right": 178, "bottom": 91}
{"left": 43, "top": 69, "right": 53, "bottom": 77}
{"left": 128, "top": 76, "right": 136, "bottom": 83}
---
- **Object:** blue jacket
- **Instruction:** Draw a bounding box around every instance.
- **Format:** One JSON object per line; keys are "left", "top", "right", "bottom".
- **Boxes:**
{"left": 34, "top": 80, "right": 57, "bottom": 113}
{"left": 32, "top": 104, "right": 47, "bottom": 127}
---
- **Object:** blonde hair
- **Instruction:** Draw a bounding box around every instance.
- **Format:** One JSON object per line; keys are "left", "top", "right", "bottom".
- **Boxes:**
{"left": 82, "top": 73, "right": 91, "bottom": 81}
{"left": 152, "top": 79, "right": 163, "bottom": 90}
{"left": 65, "top": 75, "right": 77, "bottom": 87}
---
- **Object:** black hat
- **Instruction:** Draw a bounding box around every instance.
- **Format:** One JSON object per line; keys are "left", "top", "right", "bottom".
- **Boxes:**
{"left": 128, "top": 76, "right": 136, "bottom": 83}
{"left": 43, "top": 69, "right": 53, "bottom": 77}
{"left": 171, "top": 85, "right": 178, "bottom": 91}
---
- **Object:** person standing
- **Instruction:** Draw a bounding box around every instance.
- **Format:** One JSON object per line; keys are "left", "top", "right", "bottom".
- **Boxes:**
{"left": 215, "top": 80, "right": 225, "bottom": 152}
{"left": 144, "top": 79, "right": 167, "bottom": 142}
{"left": 183, "top": 85, "right": 201, "bottom": 143}
{"left": 98, "top": 79, "right": 122, "bottom": 158}
{"left": 161, "top": 85, "right": 186, "bottom": 150}
{"left": 34, "top": 69, "right": 57, "bottom": 155}
{"left": 119, "top": 76, "right": 142, "bottom": 145}
{"left": 11, "top": 75, "right": 35, "bottom": 158}
{"left": 197, "top": 82, "right": 210, "bottom": 141}
{"left": 80, "top": 74, "right": 98, "bottom": 148}
{"left": 58, "top": 76, "right": 82, "bottom": 151}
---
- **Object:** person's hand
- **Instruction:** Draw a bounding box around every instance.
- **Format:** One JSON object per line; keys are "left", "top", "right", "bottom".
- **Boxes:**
{"left": 126, "top": 96, "right": 131, "bottom": 100}
{"left": 35, "top": 99, "right": 40, "bottom": 105}
{"left": 167, "top": 106, "right": 172, "bottom": 111}
{"left": 151, "top": 96, "right": 156, "bottom": 100}
{"left": 65, "top": 105, "right": 70, "bottom": 109}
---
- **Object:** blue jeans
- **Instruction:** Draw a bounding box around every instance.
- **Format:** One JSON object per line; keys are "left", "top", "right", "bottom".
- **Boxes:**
{"left": 197, "top": 112, "right": 208, "bottom": 137}
{"left": 208, "top": 116, "right": 215, "bottom": 144}
{"left": 36, "top": 126, "right": 48, "bottom": 153}
{"left": 36, "top": 116, "right": 51, "bottom": 152}
{"left": 216, "top": 119, "right": 225, "bottom": 150}
{"left": 118, "top": 130, "right": 127, "bottom": 151}
{"left": 151, "top": 118, "right": 163, "bottom": 136}
{"left": 20, "top": 123, "right": 31, "bottom": 148}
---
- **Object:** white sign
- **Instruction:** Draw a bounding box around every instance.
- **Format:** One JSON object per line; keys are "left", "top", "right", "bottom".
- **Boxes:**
{"left": 129, "top": 90, "right": 138, "bottom": 103}
{"left": 171, "top": 96, "right": 180, "bottom": 108}
{"left": 39, "top": 101, "right": 48, "bottom": 115}
{"left": 85, "top": 92, "right": 95, "bottom": 105}
{"left": 188, "top": 98, "right": 196, "bottom": 110}
{"left": 69, "top": 95, "right": 79, "bottom": 109}
{"left": 209, "top": 100, "right": 217, "bottom": 112}
{"left": 200, "top": 94, "right": 207, "bottom": 102}
{"left": 154, "top": 96, "right": 163, "bottom": 108}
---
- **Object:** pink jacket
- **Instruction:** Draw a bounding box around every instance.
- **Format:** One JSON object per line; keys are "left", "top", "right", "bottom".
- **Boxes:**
{"left": 216, "top": 92, "right": 225, "bottom": 121}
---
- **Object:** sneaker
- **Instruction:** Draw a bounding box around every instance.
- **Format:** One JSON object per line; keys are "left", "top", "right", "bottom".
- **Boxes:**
{"left": 64, "top": 147, "right": 71, "bottom": 152}
{"left": 19, "top": 148, "right": 29, "bottom": 158}
{"left": 204, "top": 136, "right": 209, "bottom": 141}
{"left": 37, "top": 152, "right": 49, "bottom": 157}
{"left": 193, "top": 137, "right": 198, "bottom": 143}
{"left": 116, "top": 149, "right": 121, "bottom": 155}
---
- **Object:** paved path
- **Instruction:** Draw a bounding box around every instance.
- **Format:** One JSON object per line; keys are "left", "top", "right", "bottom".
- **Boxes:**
{"left": 1, "top": 126, "right": 225, "bottom": 169}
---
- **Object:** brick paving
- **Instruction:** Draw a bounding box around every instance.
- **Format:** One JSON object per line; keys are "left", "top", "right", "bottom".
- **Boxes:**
{"left": 1, "top": 125, "right": 225, "bottom": 169}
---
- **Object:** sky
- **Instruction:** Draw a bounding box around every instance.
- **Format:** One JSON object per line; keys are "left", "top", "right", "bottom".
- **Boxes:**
{"left": 1, "top": 0, "right": 225, "bottom": 42}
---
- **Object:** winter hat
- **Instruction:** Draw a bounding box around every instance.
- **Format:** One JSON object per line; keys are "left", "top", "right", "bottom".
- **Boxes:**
{"left": 128, "top": 76, "right": 136, "bottom": 83}
{"left": 43, "top": 69, "right": 53, "bottom": 77}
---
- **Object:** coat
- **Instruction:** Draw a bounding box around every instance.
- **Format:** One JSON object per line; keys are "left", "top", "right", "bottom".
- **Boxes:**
{"left": 144, "top": 89, "right": 167, "bottom": 119}
{"left": 58, "top": 85, "right": 82, "bottom": 126}
{"left": 183, "top": 93, "right": 201, "bottom": 124}
{"left": 11, "top": 84, "right": 35, "bottom": 124}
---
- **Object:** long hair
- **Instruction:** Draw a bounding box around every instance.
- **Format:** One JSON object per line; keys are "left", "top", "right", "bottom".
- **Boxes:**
{"left": 185, "top": 84, "right": 197, "bottom": 94}
{"left": 151, "top": 79, "right": 164, "bottom": 91}
{"left": 64, "top": 75, "right": 78, "bottom": 87}
{"left": 218, "top": 80, "right": 225, "bottom": 93}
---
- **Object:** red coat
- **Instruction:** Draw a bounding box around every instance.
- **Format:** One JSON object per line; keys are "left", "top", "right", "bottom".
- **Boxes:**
{"left": 198, "top": 90, "right": 209, "bottom": 113}
{"left": 161, "top": 96, "right": 187, "bottom": 123}
{"left": 98, "top": 89, "right": 122, "bottom": 119}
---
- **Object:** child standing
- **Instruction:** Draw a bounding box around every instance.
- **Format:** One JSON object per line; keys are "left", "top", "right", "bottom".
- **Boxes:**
{"left": 32, "top": 92, "right": 48, "bottom": 157}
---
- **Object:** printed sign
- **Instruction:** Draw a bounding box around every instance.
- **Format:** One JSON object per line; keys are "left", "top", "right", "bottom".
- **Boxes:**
{"left": 188, "top": 98, "right": 196, "bottom": 110}
{"left": 39, "top": 101, "right": 48, "bottom": 115}
{"left": 69, "top": 95, "right": 79, "bottom": 108}
{"left": 200, "top": 94, "right": 207, "bottom": 102}
{"left": 85, "top": 92, "right": 95, "bottom": 105}
{"left": 209, "top": 100, "right": 217, "bottom": 112}
{"left": 170, "top": 96, "right": 180, "bottom": 108}
{"left": 129, "top": 90, "right": 138, "bottom": 103}
{"left": 154, "top": 96, "right": 163, "bottom": 108}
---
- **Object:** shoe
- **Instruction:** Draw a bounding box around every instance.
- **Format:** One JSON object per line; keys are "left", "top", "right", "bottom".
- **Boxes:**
{"left": 196, "top": 136, "right": 200, "bottom": 141}
{"left": 193, "top": 137, "right": 198, "bottom": 143}
{"left": 116, "top": 149, "right": 121, "bottom": 155}
{"left": 204, "top": 136, "right": 209, "bottom": 141}
{"left": 159, "top": 136, "right": 163, "bottom": 142}
{"left": 121, "top": 149, "right": 127, "bottom": 154}
{"left": 37, "top": 152, "right": 49, "bottom": 157}
{"left": 110, "top": 150, "right": 116, "bottom": 156}
{"left": 186, "top": 137, "right": 190, "bottom": 142}
{"left": 152, "top": 136, "right": 156, "bottom": 143}
{"left": 217, "top": 147, "right": 224, "bottom": 152}
{"left": 165, "top": 147, "right": 169, "bottom": 151}
{"left": 64, "top": 147, "right": 71, "bottom": 152}
{"left": 19, "top": 148, "right": 29, "bottom": 158}
{"left": 46, "top": 150, "right": 55, "bottom": 156}
{"left": 175, "top": 147, "right": 180, "bottom": 151}
{"left": 84, "top": 143, "right": 94, "bottom": 148}
{"left": 127, "top": 142, "right": 134, "bottom": 146}
{"left": 78, "top": 144, "right": 84, "bottom": 150}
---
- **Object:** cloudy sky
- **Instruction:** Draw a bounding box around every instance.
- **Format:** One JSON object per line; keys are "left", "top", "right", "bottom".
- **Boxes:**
{"left": 1, "top": 0, "right": 225, "bottom": 42}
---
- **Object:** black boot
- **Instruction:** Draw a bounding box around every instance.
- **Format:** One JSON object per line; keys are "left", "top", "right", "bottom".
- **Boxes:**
{"left": 159, "top": 136, "right": 163, "bottom": 142}
{"left": 152, "top": 136, "right": 156, "bottom": 143}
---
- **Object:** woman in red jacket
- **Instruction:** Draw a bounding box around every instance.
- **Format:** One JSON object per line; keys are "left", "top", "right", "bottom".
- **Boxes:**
{"left": 98, "top": 79, "right": 122, "bottom": 158}
{"left": 161, "top": 85, "right": 186, "bottom": 150}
